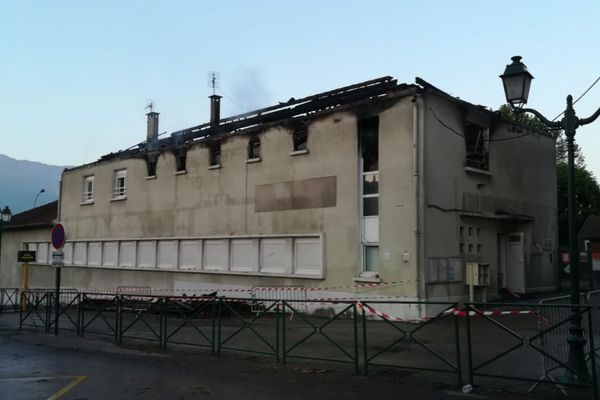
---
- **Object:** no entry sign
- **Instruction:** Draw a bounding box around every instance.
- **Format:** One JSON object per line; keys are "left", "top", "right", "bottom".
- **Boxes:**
{"left": 51, "top": 223, "right": 66, "bottom": 250}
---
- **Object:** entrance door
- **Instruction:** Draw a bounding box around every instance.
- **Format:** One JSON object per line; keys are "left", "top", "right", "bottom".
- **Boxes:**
{"left": 506, "top": 232, "right": 526, "bottom": 293}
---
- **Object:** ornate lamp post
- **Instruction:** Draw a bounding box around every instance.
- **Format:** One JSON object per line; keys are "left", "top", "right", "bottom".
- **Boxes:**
{"left": 500, "top": 56, "right": 600, "bottom": 382}
{"left": 0, "top": 206, "right": 12, "bottom": 264}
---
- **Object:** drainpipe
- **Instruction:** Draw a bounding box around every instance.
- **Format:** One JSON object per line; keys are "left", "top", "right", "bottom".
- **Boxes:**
{"left": 412, "top": 95, "right": 427, "bottom": 319}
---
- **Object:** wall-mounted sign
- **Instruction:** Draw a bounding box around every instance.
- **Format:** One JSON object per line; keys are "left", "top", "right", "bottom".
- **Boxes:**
{"left": 17, "top": 251, "right": 36, "bottom": 263}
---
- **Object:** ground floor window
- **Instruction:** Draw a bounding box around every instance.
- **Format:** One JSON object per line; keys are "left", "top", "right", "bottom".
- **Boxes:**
{"left": 364, "top": 245, "right": 379, "bottom": 272}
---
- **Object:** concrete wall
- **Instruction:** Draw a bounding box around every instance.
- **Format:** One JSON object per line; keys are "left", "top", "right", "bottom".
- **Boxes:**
{"left": 42, "top": 97, "right": 419, "bottom": 299}
{"left": 422, "top": 93, "right": 557, "bottom": 302}
{"left": 0, "top": 227, "right": 51, "bottom": 288}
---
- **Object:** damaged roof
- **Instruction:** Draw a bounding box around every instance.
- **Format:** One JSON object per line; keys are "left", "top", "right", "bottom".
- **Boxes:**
{"left": 68, "top": 76, "right": 418, "bottom": 171}
{"left": 66, "top": 75, "right": 524, "bottom": 172}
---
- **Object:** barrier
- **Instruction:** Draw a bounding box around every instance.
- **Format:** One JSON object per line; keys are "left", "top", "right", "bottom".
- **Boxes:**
{"left": 0, "top": 288, "right": 19, "bottom": 313}
{"left": 9, "top": 287, "right": 600, "bottom": 397}
{"left": 466, "top": 301, "right": 598, "bottom": 399}
{"left": 361, "top": 301, "right": 462, "bottom": 386}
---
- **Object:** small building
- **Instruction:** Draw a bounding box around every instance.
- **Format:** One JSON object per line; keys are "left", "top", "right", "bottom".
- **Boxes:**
{"left": 0, "top": 201, "right": 58, "bottom": 288}
{"left": 2, "top": 77, "right": 558, "bottom": 318}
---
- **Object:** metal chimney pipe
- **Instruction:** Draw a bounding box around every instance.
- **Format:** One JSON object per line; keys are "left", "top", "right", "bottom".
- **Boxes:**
{"left": 146, "top": 112, "right": 159, "bottom": 142}
{"left": 209, "top": 95, "right": 222, "bottom": 127}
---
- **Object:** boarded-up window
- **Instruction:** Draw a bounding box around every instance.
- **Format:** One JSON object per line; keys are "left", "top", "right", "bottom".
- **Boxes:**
{"left": 260, "top": 238, "right": 292, "bottom": 274}
{"left": 137, "top": 241, "right": 156, "bottom": 268}
{"left": 157, "top": 241, "right": 177, "bottom": 269}
{"left": 204, "top": 240, "right": 228, "bottom": 271}
{"left": 103, "top": 242, "right": 118, "bottom": 267}
{"left": 179, "top": 240, "right": 202, "bottom": 270}
{"left": 88, "top": 242, "right": 102, "bottom": 266}
{"left": 231, "top": 239, "right": 259, "bottom": 273}
{"left": 119, "top": 241, "right": 136, "bottom": 267}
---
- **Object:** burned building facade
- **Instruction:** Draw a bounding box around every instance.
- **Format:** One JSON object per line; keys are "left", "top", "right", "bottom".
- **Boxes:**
{"left": 15, "top": 77, "right": 557, "bottom": 317}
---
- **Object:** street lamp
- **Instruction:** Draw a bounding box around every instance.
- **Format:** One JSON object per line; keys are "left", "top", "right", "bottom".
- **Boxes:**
{"left": 33, "top": 188, "right": 45, "bottom": 208}
{"left": 0, "top": 206, "right": 12, "bottom": 265}
{"left": 500, "top": 56, "right": 600, "bottom": 383}
{"left": 0, "top": 206, "right": 11, "bottom": 224}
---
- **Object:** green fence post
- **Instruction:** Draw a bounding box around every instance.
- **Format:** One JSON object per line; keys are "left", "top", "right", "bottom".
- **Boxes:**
{"left": 116, "top": 295, "right": 122, "bottom": 344}
{"left": 76, "top": 293, "right": 82, "bottom": 336}
{"left": 45, "top": 292, "right": 51, "bottom": 333}
{"left": 216, "top": 299, "right": 222, "bottom": 356}
{"left": 281, "top": 301, "right": 287, "bottom": 364}
{"left": 587, "top": 307, "right": 598, "bottom": 400}
{"left": 362, "top": 305, "right": 368, "bottom": 375}
{"left": 160, "top": 297, "right": 166, "bottom": 350}
{"left": 276, "top": 300, "right": 281, "bottom": 364}
{"left": 353, "top": 302, "right": 359, "bottom": 375}
{"left": 465, "top": 304, "right": 474, "bottom": 386}
{"left": 210, "top": 300, "right": 216, "bottom": 355}
{"left": 453, "top": 304, "right": 463, "bottom": 387}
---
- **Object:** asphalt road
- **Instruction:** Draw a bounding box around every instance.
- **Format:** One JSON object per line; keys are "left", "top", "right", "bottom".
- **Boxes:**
{"left": 0, "top": 313, "right": 591, "bottom": 400}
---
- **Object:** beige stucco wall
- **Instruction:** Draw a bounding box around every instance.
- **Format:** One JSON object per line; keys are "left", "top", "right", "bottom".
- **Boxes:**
{"left": 48, "top": 97, "right": 419, "bottom": 298}
{"left": 422, "top": 93, "right": 557, "bottom": 302}
{"left": 0, "top": 227, "right": 51, "bottom": 288}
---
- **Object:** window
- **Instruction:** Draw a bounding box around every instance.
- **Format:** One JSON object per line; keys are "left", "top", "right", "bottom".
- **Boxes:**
{"left": 292, "top": 126, "right": 308, "bottom": 152}
{"left": 82, "top": 175, "right": 94, "bottom": 203}
{"left": 364, "top": 246, "right": 379, "bottom": 272}
{"left": 175, "top": 151, "right": 187, "bottom": 172}
{"left": 359, "top": 117, "right": 379, "bottom": 217}
{"left": 465, "top": 121, "right": 489, "bottom": 170}
{"left": 359, "top": 116, "right": 380, "bottom": 276}
{"left": 209, "top": 142, "right": 221, "bottom": 167}
{"left": 248, "top": 136, "right": 261, "bottom": 160}
{"left": 146, "top": 155, "right": 157, "bottom": 177}
{"left": 113, "top": 169, "right": 127, "bottom": 199}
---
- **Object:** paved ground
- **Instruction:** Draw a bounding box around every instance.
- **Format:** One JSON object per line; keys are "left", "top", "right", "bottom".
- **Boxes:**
{"left": 0, "top": 313, "right": 593, "bottom": 400}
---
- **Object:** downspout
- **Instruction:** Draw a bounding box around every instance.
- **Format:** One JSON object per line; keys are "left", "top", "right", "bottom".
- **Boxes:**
{"left": 412, "top": 95, "right": 427, "bottom": 318}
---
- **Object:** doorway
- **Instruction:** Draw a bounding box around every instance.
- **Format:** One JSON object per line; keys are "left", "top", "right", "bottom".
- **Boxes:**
{"left": 504, "top": 232, "right": 526, "bottom": 293}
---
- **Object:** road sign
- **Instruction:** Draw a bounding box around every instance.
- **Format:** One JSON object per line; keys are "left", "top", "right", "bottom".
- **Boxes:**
{"left": 17, "top": 251, "right": 36, "bottom": 262}
{"left": 51, "top": 251, "right": 64, "bottom": 268}
{"left": 51, "top": 223, "right": 66, "bottom": 250}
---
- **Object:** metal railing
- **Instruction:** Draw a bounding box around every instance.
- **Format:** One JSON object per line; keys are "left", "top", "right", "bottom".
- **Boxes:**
{"left": 0, "top": 288, "right": 19, "bottom": 313}
{"left": 465, "top": 301, "right": 598, "bottom": 399}
{"left": 9, "top": 288, "right": 600, "bottom": 398}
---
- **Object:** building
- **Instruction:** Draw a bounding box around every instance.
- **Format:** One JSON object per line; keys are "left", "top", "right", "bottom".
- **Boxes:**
{"left": 0, "top": 201, "right": 58, "bottom": 288}
{"left": 2, "top": 77, "right": 558, "bottom": 318}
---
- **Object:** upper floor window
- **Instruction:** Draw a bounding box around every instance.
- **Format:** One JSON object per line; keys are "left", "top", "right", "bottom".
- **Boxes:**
{"left": 113, "top": 169, "right": 127, "bottom": 199}
{"left": 209, "top": 143, "right": 221, "bottom": 167}
{"left": 175, "top": 152, "right": 187, "bottom": 172}
{"left": 146, "top": 155, "right": 157, "bottom": 177}
{"left": 292, "top": 126, "right": 308, "bottom": 152}
{"left": 248, "top": 136, "right": 261, "bottom": 160}
{"left": 82, "top": 175, "right": 94, "bottom": 203}
{"left": 465, "top": 121, "right": 489, "bottom": 170}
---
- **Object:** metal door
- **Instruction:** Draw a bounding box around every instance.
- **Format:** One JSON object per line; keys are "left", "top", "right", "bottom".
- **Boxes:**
{"left": 506, "top": 232, "right": 526, "bottom": 293}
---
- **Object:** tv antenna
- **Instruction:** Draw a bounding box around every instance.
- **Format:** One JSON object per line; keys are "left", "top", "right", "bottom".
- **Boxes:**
{"left": 207, "top": 71, "right": 220, "bottom": 95}
{"left": 145, "top": 99, "right": 156, "bottom": 113}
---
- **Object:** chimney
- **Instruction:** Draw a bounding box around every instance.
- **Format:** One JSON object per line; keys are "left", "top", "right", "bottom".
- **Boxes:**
{"left": 209, "top": 94, "right": 222, "bottom": 127}
{"left": 146, "top": 111, "right": 159, "bottom": 142}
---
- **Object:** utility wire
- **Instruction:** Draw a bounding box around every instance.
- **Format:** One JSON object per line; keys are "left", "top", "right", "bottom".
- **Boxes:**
{"left": 551, "top": 75, "right": 600, "bottom": 121}
{"left": 427, "top": 105, "right": 533, "bottom": 142}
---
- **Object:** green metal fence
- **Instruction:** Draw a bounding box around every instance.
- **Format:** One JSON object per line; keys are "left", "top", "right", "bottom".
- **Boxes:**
{"left": 465, "top": 302, "right": 598, "bottom": 400}
{"left": 11, "top": 288, "right": 600, "bottom": 398}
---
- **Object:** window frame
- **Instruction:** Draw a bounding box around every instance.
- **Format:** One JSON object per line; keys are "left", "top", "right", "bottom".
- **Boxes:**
{"left": 209, "top": 142, "right": 221, "bottom": 167}
{"left": 82, "top": 175, "right": 95, "bottom": 204}
{"left": 112, "top": 169, "right": 127, "bottom": 199}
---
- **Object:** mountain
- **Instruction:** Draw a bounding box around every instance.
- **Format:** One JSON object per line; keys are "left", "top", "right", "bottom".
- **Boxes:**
{"left": 0, "top": 154, "right": 68, "bottom": 214}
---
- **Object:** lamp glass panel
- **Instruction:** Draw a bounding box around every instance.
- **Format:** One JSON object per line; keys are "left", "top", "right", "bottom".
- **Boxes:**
{"left": 503, "top": 75, "right": 526, "bottom": 103}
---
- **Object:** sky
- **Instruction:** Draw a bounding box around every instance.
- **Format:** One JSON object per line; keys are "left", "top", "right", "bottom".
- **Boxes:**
{"left": 1, "top": 1, "right": 600, "bottom": 177}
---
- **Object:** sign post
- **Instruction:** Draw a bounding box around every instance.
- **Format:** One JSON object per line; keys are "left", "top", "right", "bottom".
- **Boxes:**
{"left": 50, "top": 223, "right": 66, "bottom": 336}
{"left": 17, "top": 250, "right": 36, "bottom": 311}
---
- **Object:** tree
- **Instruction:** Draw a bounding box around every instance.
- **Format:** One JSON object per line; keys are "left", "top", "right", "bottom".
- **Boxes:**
{"left": 556, "top": 162, "right": 600, "bottom": 246}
